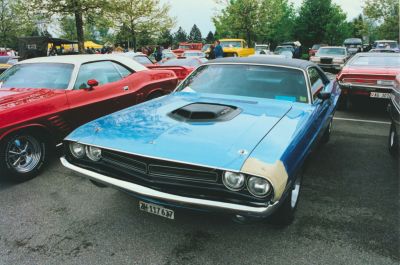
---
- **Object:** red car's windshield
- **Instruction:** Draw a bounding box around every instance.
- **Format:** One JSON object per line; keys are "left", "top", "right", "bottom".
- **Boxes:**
{"left": 0, "top": 63, "right": 74, "bottom": 90}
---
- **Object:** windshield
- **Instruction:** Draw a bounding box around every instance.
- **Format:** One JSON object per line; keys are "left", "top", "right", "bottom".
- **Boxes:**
{"left": 256, "top": 46, "right": 268, "bottom": 51}
{"left": 0, "top": 63, "right": 74, "bottom": 90}
{"left": 312, "top": 44, "right": 321, "bottom": 50}
{"left": 350, "top": 55, "right": 400, "bottom": 67}
{"left": 202, "top": 44, "right": 210, "bottom": 52}
{"left": 161, "top": 58, "right": 201, "bottom": 67}
{"left": 177, "top": 64, "right": 308, "bottom": 103}
{"left": 179, "top": 45, "right": 191, "bottom": 50}
{"left": 133, "top": 56, "right": 153, "bottom": 65}
{"left": 275, "top": 46, "right": 293, "bottom": 54}
{"left": 317, "top": 48, "right": 346, "bottom": 56}
{"left": 220, "top": 41, "right": 242, "bottom": 48}
{"left": 344, "top": 39, "right": 362, "bottom": 45}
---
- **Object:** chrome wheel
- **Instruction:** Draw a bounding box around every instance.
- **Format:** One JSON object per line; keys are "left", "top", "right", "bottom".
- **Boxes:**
{"left": 291, "top": 177, "right": 301, "bottom": 208}
{"left": 6, "top": 136, "right": 42, "bottom": 173}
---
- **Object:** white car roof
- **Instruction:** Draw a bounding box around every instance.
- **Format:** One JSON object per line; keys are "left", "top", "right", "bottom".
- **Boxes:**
{"left": 18, "top": 54, "right": 147, "bottom": 72}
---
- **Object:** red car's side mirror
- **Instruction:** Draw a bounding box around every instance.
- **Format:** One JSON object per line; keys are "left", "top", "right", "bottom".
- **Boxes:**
{"left": 86, "top": 79, "right": 99, "bottom": 90}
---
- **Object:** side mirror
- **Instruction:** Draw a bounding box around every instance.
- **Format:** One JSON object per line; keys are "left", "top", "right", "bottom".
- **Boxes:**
{"left": 86, "top": 79, "right": 99, "bottom": 90}
{"left": 317, "top": 91, "right": 331, "bottom": 101}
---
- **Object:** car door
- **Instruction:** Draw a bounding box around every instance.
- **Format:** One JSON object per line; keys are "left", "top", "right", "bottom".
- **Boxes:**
{"left": 308, "top": 67, "right": 333, "bottom": 139}
{"left": 65, "top": 60, "right": 135, "bottom": 128}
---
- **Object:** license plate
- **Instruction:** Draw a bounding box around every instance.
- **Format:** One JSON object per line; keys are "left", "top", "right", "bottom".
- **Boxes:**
{"left": 139, "top": 201, "right": 175, "bottom": 220}
{"left": 370, "top": 92, "right": 390, "bottom": 99}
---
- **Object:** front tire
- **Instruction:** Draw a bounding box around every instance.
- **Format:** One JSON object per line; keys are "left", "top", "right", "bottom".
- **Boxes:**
{"left": 389, "top": 123, "right": 398, "bottom": 156}
{"left": 0, "top": 132, "right": 48, "bottom": 182}
{"left": 270, "top": 173, "right": 303, "bottom": 226}
{"left": 321, "top": 119, "right": 333, "bottom": 144}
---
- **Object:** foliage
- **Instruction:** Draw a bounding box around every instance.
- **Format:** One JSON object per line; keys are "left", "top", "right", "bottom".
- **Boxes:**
{"left": 110, "top": 0, "right": 175, "bottom": 51}
{"left": 205, "top": 31, "right": 215, "bottom": 43}
{"left": 188, "top": 24, "right": 202, "bottom": 42}
{"left": 158, "top": 29, "right": 173, "bottom": 48}
{"left": 364, "top": 0, "right": 399, "bottom": 40}
{"left": 295, "top": 0, "right": 350, "bottom": 48}
{"left": 174, "top": 27, "right": 188, "bottom": 43}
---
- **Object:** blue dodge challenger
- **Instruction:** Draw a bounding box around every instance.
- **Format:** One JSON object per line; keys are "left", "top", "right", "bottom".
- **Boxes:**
{"left": 61, "top": 57, "right": 340, "bottom": 225}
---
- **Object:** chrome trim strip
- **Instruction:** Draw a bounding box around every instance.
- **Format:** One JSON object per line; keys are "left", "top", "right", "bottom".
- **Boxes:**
{"left": 61, "top": 157, "right": 278, "bottom": 215}
{"left": 63, "top": 140, "right": 242, "bottom": 173}
{"left": 148, "top": 164, "right": 218, "bottom": 183}
{"left": 338, "top": 82, "right": 394, "bottom": 90}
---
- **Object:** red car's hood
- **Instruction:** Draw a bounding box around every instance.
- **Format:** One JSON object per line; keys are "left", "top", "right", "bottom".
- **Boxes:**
{"left": 0, "top": 88, "right": 64, "bottom": 111}
{"left": 341, "top": 67, "right": 400, "bottom": 76}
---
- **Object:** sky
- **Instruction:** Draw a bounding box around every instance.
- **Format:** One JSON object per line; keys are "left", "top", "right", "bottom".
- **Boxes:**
{"left": 160, "top": 0, "right": 365, "bottom": 35}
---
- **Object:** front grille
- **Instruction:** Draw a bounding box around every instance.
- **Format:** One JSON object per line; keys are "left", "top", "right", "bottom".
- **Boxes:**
{"left": 320, "top": 58, "right": 333, "bottom": 64}
{"left": 102, "top": 149, "right": 219, "bottom": 184}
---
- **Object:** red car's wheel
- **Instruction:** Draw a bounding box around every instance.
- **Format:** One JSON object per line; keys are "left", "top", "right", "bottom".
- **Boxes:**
{"left": 0, "top": 132, "right": 48, "bottom": 182}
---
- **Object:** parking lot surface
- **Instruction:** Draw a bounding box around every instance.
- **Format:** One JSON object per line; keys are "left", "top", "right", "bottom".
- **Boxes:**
{"left": 0, "top": 99, "right": 398, "bottom": 265}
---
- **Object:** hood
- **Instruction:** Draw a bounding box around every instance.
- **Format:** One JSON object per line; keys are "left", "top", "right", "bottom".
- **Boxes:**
{"left": 0, "top": 88, "right": 64, "bottom": 112}
{"left": 66, "top": 92, "right": 293, "bottom": 171}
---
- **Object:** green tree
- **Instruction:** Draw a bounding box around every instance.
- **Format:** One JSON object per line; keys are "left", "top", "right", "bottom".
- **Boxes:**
{"left": 27, "top": 0, "right": 111, "bottom": 53}
{"left": 188, "top": 24, "right": 202, "bottom": 42}
{"left": 174, "top": 27, "right": 187, "bottom": 43}
{"left": 158, "top": 29, "right": 173, "bottom": 48}
{"left": 350, "top": 14, "right": 367, "bottom": 39}
{"left": 205, "top": 31, "right": 215, "bottom": 43}
{"left": 364, "top": 0, "right": 399, "bottom": 40}
{"left": 111, "top": 0, "right": 175, "bottom": 51}
{"left": 213, "top": 0, "right": 259, "bottom": 45}
{"left": 295, "top": 0, "right": 350, "bottom": 48}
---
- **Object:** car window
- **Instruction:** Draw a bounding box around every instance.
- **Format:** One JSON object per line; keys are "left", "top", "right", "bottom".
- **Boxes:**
{"left": 132, "top": 56, "right": 153, "bottom": 65}
{"left": 74, "top": 61, "right": 123, "bottom": 89}
{"left": 308, "top": 67, "right": 325, "bottom": 99}
{"left": 0, "top": 63, "right": 73, "bottom": 90}
{"left": 112, "top": 62, "right": 133, "bottom": 78}
{"left": 350, "top": 55, "right": 400, "bottom": 67}
{"left": 178, "top": 64, "right": 308, "bottom": 103}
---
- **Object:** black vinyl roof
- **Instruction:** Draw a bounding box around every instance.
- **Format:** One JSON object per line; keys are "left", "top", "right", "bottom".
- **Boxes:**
{"left": 207, "top": 57, "right": 315, "bottom": 70}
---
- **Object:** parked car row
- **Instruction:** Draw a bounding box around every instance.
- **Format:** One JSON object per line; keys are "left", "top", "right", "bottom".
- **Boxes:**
{"left": 1, "top": 46, "right": 397, "bottom": 226}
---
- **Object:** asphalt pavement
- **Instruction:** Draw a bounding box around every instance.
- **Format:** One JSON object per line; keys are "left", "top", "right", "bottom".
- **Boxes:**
{"left": 0, "top": 97, "right": 398, "bottom": 265}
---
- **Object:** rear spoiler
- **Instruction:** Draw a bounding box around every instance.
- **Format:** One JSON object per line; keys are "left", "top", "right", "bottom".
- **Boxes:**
{"left": 146, "top": 65, "right": 191, "bottom": 80}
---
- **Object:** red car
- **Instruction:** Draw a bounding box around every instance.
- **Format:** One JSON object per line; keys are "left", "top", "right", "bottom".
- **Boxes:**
{"left": 0, "top": 55, "right": 178, "bottom": 181}
{"left": 172, "top": 42, "right": 203, "bottom": 57}
{"left": 149, "top": 57, "right": 207, "bottom": 81}
{"left": 337, "top": 52, "right": 400, "bottom": 108}
{"left": 309, "top": 44, "right": 328, "bottom": 57}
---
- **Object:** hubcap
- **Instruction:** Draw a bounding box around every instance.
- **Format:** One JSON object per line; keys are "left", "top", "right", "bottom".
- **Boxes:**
{"left": 6, "top": 136, "right": 42, "bottom": 173}
{"left": 291, "top": 176, "right": 302, "bottom": 208}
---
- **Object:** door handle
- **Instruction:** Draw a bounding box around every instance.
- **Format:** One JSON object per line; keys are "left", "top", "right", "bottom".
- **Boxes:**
{"left": 122, "top": 86, "right": 129, "bottom": 91}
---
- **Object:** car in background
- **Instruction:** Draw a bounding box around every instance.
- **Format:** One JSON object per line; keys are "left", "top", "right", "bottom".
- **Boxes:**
{"left": 0, "top": 55, "right": 178, "bottom": 182}
{"left": 202, "top": 44, "right": 211, "bottom": 53}
{"left": 61, "top": 57, "right": 340, "bottom": 226}
{"left": 337, "top": 53, "right": 400, "bottom": 109}
{"left": 162, "top": 50, "right": 177, "bottom": 62}
{"left": 309, "top": 44, "right": 328, "bottom": 57}
{"left": 172, "top": 42, "right": 203, "bottom": 57}
{"left": 0, "top": 56, "right": 18, "bottom": 74}
{"left": 369, "top": 48, "right": 397, "bottom": 53}
{"left": 121, "top": 52, "right": 155, "bottom": 67}
{"left": 150, "top": 57, "right": 207, "bottom": 81}
{"left": 255, "top": 44, "right": 270, "bottom": 55}
{"left": 219, "top": 39, "right": 255, "bottom": 57}
{"left": 343, "top": 38, "right": 363, "bottom": 55}
{"left": 310, "top": 46, "right": 349, "bottom": 71}
{"left": 182, "top": 50, "right": 205, "bottom": 58}
{"left": 372, "top": 40, "right": 399, "bottom": 53}
{"left": 388, "top": 75, "right": 400, "bottom": 155}
{"left": 274, "top": 46, "right": 294, "bottom": 59}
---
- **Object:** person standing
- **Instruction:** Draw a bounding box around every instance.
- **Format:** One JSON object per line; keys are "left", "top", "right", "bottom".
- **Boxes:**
{"left": 214, "top": 40, "right": 223, "bottom": 58}
{"left": 207, "top": 45, "right": 216, "bottom": 60}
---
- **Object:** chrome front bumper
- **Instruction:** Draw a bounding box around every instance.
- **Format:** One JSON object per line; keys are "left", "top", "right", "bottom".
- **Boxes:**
{"left": 60, "top": 157, "right": 279, "bottom": 217}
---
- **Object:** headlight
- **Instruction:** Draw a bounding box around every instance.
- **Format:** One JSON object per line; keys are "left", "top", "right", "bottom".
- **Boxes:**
{"left": 69, "top": 142, "right": 85, "bottom": 159}
{"left": 86, "top": 146, "right": 102, "bottom": 162}
{"left": 222, "top": 171, "right": 245, "bottom": 191}
{"left": 247, "top": 176, "right": 271, "bottom": 198}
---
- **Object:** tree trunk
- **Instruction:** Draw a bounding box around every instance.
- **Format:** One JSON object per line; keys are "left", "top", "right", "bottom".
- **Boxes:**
{"left": 73, "top": 0, "right": 85, "bottom": 54}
